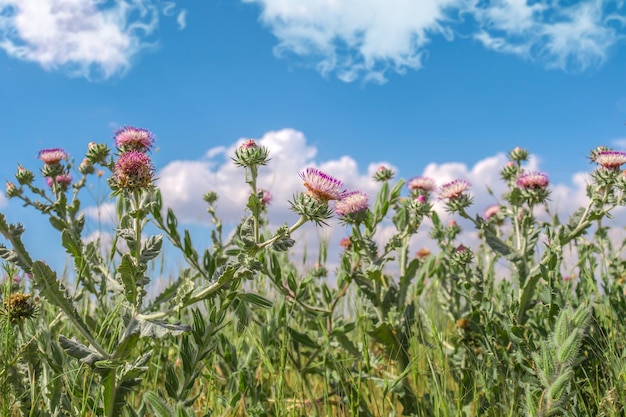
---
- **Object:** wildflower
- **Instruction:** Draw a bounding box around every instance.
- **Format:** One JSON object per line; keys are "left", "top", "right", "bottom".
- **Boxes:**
{"left": 233, "top": 138, "right": 270, "bottom": 167}
{"left": 416, "top": 247, "right": 431, "bottom": 259}
{"left": 299, "top": 167, "right": 346, "bottom": 202}
{"left": 593, "top": 150, "right": 626, "bottom": 170}
{"left": 407, "top": 176, "right": 436, "bottom": 196}
{"left": 335, "top": 191, "right": 369, "bottom": 224}
{"left": 438, "top": 179, "right": 471, "bottom": 200}
{"left": 5, "top": 181, "right": 19, "bottom": 198}
{"left": 46, "top": 174, "right": 72, "bottom": 190}
{"left": 109, "top": 151, "right": 155, "bottom": 193}
{"left": 516, "top": 171, "right": 550, "bottom": 205}
{"left": 114, "top": 126, "right": 155, "bottom": 152}
{"left": 15, "top": 165, "right": 34, "bottom": 185}
{"left": 340, "top": 237, "right": 352, "bottom": 250}
{"left": 259, "top": 188, "right": 272, "bottom": 208}
{"left": 508, "top": 146, "right": 529, "bottom": 163}
{"left": 483, "top": 204, "right": 500, "bottom": 220}
{"left": 335, "top": 191, "right": 368, "bottom": 216}
{"left": 373, "top": 165, "right": 394, "bottom": 182}
{"left": 79, "top": 158, "right": 95, "bottom": 175}
{"left": 38, "top": 148, "right": 67, "bottom": 165}
{"left": 516, "top": 171, "right": 549, "bottom": 189}
{"left": 415, "top": 194, "right": 427, "bottom": 204}
{"left": 451, "top": 244, "right": 473, "bottom": 266}
{"left": 3, "top": 292, "right": 36, "bottom": 323}
{"left": 500, "top": 161, "right": 519, "bottom": 182}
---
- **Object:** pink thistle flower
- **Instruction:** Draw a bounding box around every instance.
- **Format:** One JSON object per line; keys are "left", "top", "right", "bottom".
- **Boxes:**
{"left": 438, "top": 179, "right": 470, "bottom": 200}
{"left": 483, "top": 204, "right": 500, "bottom": 220}
{"left": 46, "top": 174, "right": 72, "bottom": 188}
{"left": 114, "top": 126, "right": 155, "bottom": 152}
{"left": 407, "top": 176, "right": 436, "bottom": 193}
{"left": 593, "top": 150, "right": 626, "bottom": 170}
{"left": 415, "top": 194, "right": 427, "bottom": 204}
{"left": 259, "top": 188, "right": 272, "bottom": 207}
{"left": 516, "top": 171, "right": 549, "bottom": 189}
{"left": 335, "top": 191, "right": 369, "bottom": 216}
{"left": 339, "top": 237, "right": 351, "bottom": 250}
{"left": 38, "top": 148, "right": 67, "bottom": 165}
{"left": 299, "top": 167, "right": 346, "bottom": 202}
{"left": 112, "top": 151, "right": 154, "bottom": 191}
{"left": 241, "top": 139, "right": 257, "bottom": 149}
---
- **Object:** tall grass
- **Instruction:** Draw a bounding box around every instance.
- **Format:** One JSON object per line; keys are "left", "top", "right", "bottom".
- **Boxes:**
{"left": 1, "top": 135, "right": 626, "bottom": 416}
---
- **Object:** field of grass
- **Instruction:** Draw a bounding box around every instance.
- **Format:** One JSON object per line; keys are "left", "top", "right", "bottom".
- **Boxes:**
{"left": 2, "top": 134, "right": 626, "bottom": 416}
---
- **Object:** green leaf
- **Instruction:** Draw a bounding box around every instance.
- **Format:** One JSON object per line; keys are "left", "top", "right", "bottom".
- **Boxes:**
{"left": 144, "top": 391, "right": 174, "bottom": 417}
{"left": 288, "top": 327, "right": 319, "bottom": 349}
{"left": 141, "top": 234, "right": 163, "bottom": 262}
{"left": 59, "top": 335, "right": 104, "bottom": 366}
{"left": 31, "top": 261, "right": 103, "bottom": 356}
{"left": 118, "top": 254, "right": 138, "bottom": 305}
{"left": 238, "top": 292, "right": 273, "bottom": 309}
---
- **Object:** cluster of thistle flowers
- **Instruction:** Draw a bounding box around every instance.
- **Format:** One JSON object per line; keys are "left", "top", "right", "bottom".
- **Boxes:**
{"left": 232, "top": 138, "right": 370, "bottom": 225}
{"left": 299, "top": 167, "right": 370, "bottom": 224}
{"left": 107, "top": 127, "right": 156, "bottom": 195}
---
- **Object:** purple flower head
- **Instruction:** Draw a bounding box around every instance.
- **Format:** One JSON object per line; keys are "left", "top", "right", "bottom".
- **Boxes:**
{"left": 415, "top": 194, "right": 428, "bottom": 204}
{"left": 114, "top": 126, "right": 155, "bottom": 152}
{"left": 38, "top": 148, "right": 67, "bottom": 165}
{"left": 335, "top": 191, "right": 369, "bottom": 216}
{"left": 46, "top": 174, "right": 72, "bottom": 189}
{"left": 299, "top": 167, "right": 346, "bottom": 202}
{"left": 438, "top": 179, "right": 471, "bottom": 200}
{"left": 593, "top": 150, "right": 626, "bottom": 170}
{"left": 112, "top": 151, "right": 155, "bottom": 192}
{"left": 407, "top": 176, "right": 436, "bottom": 193}
{"left": 241, "top": 139, "right": 258, "bottom": 149}
{"left": 516, "top": 171, "right": 549, "bottom": 190}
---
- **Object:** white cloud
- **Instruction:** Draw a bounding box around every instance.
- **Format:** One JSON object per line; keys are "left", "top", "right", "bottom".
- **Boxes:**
{"left": 0, "top": 0, "right": 182, "bottom": 79}
{"left": 0, "top": 192, "right": 7, "bottom": 208}
{"left": 243, "top": 0, "right": 626, "bottom": 82}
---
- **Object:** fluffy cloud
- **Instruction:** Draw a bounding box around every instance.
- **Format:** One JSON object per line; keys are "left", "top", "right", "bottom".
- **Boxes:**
{"left": 0, "top": 192, "right": 7, "bottom": 208}
{"left": 244, "top": 0, "right": 626, "bottom": 82}
{"left": 0, "top": 0, "right": 183, "bottom": 79}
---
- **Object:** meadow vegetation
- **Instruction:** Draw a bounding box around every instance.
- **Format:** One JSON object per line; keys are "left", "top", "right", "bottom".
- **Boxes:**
{"left": 1, "top": 128, "right": 626, "bottom": 416}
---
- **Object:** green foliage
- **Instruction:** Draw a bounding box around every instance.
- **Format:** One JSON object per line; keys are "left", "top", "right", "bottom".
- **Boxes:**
{"left": 2, "top": 139, "right": 626, "bottom": 416}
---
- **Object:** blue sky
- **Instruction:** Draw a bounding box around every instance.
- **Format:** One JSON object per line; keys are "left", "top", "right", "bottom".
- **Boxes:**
{"left": 1, "top": 0, "right": 626, "bottom": 275}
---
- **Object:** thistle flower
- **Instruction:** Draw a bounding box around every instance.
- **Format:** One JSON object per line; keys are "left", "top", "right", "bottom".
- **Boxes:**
{"left": 5, "top": 181, "right": 19, "bottom": 198}
{"left": 516, "top": 171, "right": 549, "bottom": 189}
{"left": 110, "top": 151, "right": 155, "bottom": 193}
{"left": 335, "top": 191, "right": 369, "bottom": 224}
{"left": 508, "top": 146, "right": 529, "bottom": 163}
{"left": 233, "top": 138, "right": 270, "bottom": 167}
{"left": 373, "top": 165, "right": 394, "bottom": 182}
{"left": 259, "top": 188, "right": 272, "bottom": 208}
{"left": 339, "top": 237, "right": 352, "bottom": 250}
{"left": 46, "top": 174, "right": 72, "bottom": 190}
{"left": 15, "top": 165, "right": 34, "bottom": 185}
{"left": 593, "top": 150, "right": 626, "bottom": 170}
{"left": 299, "top": 167, "right": 346, "bottom": 202}
{"left": 114, "top": 126, "right": 155, "bottom": 152}
{"left": 38, "top": 148, "right": 67, "bottom": 165}
{"left": 415, "top": 247, "right": 431, "bottom": 259}
{"left": 438, "top": 179, "right": 471, "bottom": 200}
{"left": 483, "top": 204, "right": 500, "bottom": 220}
{"left": 407, "top": 176, "right": 436, "bottom": 196}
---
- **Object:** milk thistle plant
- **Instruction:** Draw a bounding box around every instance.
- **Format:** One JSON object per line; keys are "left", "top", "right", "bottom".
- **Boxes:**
{"left": 2, "top": 132, "right": 626, "bottom": 417}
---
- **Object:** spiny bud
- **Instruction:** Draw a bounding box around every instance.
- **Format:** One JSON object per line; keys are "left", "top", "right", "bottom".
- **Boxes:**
{"left": 15, "top": 165, "right": 34, "bottom": 185}
{"left": 508, "top": 146, "right": 529, "bottom": 163}
{"left": 5, "top": 181, "right": 19, "bottom": 198}
{"left": 373, "top": 165, "right": 394, "bottom": 182}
